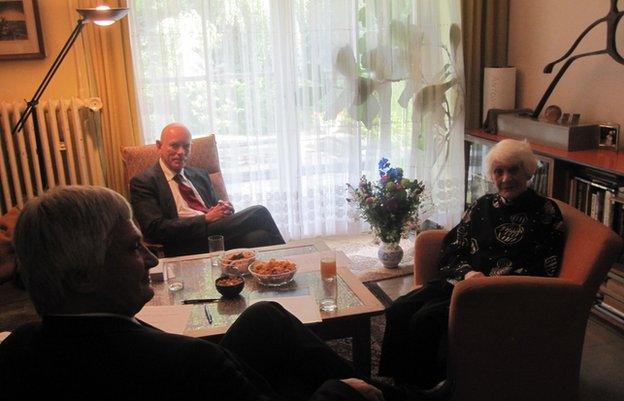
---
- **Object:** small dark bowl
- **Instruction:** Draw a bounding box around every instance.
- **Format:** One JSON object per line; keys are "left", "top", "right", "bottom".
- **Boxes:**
{"left": 215, "top": 275, "right": 245, "bottom": 298}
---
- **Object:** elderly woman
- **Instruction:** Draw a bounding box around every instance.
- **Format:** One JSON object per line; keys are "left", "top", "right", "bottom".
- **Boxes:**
{"left": 379, "top": 139, "right": 565, "bottom": 390}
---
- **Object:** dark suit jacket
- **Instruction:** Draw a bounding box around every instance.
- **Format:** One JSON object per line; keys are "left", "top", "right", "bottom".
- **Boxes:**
{"left": 130, "top": 163, "right": 218, "bottom": 256}
{"left": 0, "top": 316, "right": 363, "bottom": 400}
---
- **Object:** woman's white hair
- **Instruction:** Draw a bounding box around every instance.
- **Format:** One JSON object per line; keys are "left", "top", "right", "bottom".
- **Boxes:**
{"left": 14, "top": 185, "right": 132, "bottom": 316}
{"left": 484, "top": 139, "right": 538, "bottom": 179}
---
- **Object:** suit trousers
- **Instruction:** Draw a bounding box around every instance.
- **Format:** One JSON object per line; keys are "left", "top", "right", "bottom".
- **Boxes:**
{"left": 220, "top": 302, "right": 355, "bottom": 400}
{"left": 378, "top": 280, "right": 453, "bottom": 389}
{"left": 208, "top": 205, "right": 285, "bottom": 250}
{"left": 222, "top": 301, "right": 409, "bottom": 401}
{"left": 166, "top": 205, "right": 285, "bottom": 256}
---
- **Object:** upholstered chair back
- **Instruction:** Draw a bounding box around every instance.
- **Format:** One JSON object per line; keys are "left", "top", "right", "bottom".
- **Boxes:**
{"left": 121, "top": 134, "right": 228, "bottom": 201}
{"left": 555, "top": 200, "right": 620, "bottom": 294}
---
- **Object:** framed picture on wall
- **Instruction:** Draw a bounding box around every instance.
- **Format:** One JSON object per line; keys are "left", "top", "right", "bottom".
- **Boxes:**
{"left": 0, "top": 0, "right": 45, "bottom": 60}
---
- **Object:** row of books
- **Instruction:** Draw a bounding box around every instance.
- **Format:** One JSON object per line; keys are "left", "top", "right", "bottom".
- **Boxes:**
{"left": 568, "top": 172, "right": 624, "bottom": 234}
{"left": 598, "top": 263, "right": 624, "bottom": 320}
{"left": 531, "top": 160, "right": 550, "bottom": 197}
{"left": 569, "top": 169, "right": 624, "bottom": 326}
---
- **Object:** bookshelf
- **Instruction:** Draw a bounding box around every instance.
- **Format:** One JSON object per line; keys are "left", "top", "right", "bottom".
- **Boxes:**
{"left": 466, "top": 129, "right": 624, "bottom": 332}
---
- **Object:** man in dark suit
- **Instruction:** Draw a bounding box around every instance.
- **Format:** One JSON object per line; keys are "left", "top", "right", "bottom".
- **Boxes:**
{"left": 0, "top": 186, "right": 395, "bottom": 401}
{"left": 130, "top": 122, "right": 284, "bottom": 256}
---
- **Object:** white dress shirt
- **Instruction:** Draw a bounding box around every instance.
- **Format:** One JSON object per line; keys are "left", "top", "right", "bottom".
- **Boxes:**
{"left": 159, "top": 159, "right": 208, "bottom": 218}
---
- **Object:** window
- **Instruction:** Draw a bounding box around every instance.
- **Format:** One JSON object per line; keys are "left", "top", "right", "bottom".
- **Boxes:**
{"left": 129, "top": 0, "right": 464, "bottom": 239}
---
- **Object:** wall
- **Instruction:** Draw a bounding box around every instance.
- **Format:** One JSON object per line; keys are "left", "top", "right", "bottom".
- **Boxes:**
{"left": 509, "top": 0, "right": 624, "bottom": 127}
{"left": 6, "top": 2, "right": 622, "bottom": 128}
{"left": 0, "top": 1, "right": 84, "bottom": 101}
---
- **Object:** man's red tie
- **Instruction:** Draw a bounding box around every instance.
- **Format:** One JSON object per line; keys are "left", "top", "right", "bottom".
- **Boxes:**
{"left": 173, "top": 174, "right": 210, "bottom": 213}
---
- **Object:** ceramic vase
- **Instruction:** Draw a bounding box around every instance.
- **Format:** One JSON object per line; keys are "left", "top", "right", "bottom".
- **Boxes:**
{"left": 378, "top": 241, "right": 403, "bottom": 269}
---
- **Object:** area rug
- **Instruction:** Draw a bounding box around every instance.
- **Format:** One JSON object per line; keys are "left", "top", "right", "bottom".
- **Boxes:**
{"left": 326, "top": 313, "right": 391, "bottom": 384}
{"left": 320, "top": 233, "right": 415, "bottom": 283}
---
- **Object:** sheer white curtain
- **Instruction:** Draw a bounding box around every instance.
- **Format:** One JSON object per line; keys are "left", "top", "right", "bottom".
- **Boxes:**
{"left": 128, "top": 0, "right": 464, "bottom": 240}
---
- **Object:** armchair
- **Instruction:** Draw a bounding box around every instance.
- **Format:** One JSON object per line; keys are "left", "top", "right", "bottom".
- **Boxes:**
{"left": 413, "top": 200, "right": 623, "bottom": 401}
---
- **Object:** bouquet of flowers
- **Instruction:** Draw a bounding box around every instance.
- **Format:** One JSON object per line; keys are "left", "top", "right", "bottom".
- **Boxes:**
{"left": 347, "top": 158, "right": 425, "bottom": 244}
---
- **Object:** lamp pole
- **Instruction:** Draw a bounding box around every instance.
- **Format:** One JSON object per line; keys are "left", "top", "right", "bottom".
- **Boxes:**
{"left": 9, "top": 7, "right": 129, "bottom": 188}
{"left": 11, "top": 19, "right": 86, "bottom": 137}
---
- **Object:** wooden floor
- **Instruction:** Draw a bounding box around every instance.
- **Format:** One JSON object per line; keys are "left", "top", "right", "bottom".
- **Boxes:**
{"left": 375, "top": 275, "right": 624, "bottom": 401}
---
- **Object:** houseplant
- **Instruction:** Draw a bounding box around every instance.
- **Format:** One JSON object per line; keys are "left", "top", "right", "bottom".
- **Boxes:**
{"left": 347, "top": 158, "right": 425, "bottom": 268}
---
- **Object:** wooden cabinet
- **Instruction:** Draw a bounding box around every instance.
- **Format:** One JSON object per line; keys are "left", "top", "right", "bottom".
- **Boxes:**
{"left": 466, "top": 129, "right": 624, "bottom": 331}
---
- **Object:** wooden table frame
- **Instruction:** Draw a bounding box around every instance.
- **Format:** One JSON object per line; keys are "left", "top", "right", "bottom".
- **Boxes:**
{"left": 152, "top": 239, "right": 385, "bottom": 376}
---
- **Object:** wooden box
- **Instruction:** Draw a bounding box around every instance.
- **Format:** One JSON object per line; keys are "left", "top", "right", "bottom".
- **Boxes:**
{"left": 497, "top": 114, "right": 600, "bottom": 151}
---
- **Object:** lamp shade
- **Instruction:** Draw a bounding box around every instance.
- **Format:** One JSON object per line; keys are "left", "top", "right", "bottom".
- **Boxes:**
{"left": 77, "top": 7, "right": 129, "bottom": 26}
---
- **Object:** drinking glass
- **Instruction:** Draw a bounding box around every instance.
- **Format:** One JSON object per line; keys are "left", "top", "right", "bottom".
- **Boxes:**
{"left": 320, "top": 251, "right": 337, "bottom": 312}
{"left": 208, "top": 234, "right": 225, "bottom": 273}
{"left": 163, "top": 260, "right": 184, "bottom": 292}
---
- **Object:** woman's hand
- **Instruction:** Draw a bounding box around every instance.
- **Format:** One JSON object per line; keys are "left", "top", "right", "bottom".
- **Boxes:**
{"left": 341, "top": 378, "right": 384, "bottom": 401}
{"left": 464, "top": 271, "right": 486, "bottom": 280}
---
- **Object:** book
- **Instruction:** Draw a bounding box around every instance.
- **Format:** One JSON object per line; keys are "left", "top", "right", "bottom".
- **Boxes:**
{"left": 608, "top": 271, "right": 624, "bottom": 284}
{"left": 618, "top": 204, "right": 624, "bottom": 238}
{"left": 590, "top": 191, "right": 598, "bottom": 220}
{"left": 603, "top": 277, "right": 624, "bottom": 300}
{"left": 576, "top": 180, "right": 588, "bottom": 213}
{"left": 599, "top": 285, "right": 624, "bottom": 312}
{"left": 596, "top": 189, "right": 605, "bottom": 223}
{"left": 581, "top": 167, "right": 620, "bottom": 190}
{"left": 603, "top": 190, "right": 614, "bottom": 227}
{"left": 569, "top": 178, "right": 577, "bottom": 206}
{"left": 591, "top": 304, "right": 624, "bottom": 330}
{"left": 597, "top": 301, "right": 624, "bottom": 320}
{"left": 611, "top": 263, "right": 624, "bottom": 279}
{"left": 602, "top": 293, "right": 624, "bottom": 313}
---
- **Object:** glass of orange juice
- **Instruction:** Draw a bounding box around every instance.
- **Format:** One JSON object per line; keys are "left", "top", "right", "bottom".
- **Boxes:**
{"left": 320, "top": 251, "right": 337, "bottom": 311}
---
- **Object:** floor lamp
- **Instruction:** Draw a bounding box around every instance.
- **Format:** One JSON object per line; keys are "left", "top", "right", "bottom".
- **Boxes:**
{"left": 10, "top": 6, "right": 129, "bottom": 186}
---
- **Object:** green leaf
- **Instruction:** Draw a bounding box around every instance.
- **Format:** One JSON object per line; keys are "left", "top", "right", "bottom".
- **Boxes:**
{"left": 358, "top": 6, "right": 367, "bottom": 27}
{"left": 355, "top": 77, "right": 376, "bottom": 106}
{"left": 390, "top": 20, "right": 408, "bottom": 46}
{"left": 449, "top": 23, "right": 461, "bottom": 57}
{"left": 336, "top": 45, "right": 357, "bottom": 78}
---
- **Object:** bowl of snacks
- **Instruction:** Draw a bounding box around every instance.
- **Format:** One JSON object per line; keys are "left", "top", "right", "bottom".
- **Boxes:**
{"left": 221, "top": 249, "right": 257, "bottom": 274}
{"left": 215, "top": 275, "right": 245, "bottom": 298}
{"left": 248, "top": 259, "right": 297, "bottom": 286}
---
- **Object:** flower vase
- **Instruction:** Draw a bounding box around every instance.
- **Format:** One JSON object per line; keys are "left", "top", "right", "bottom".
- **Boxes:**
{"left": 378, "top": 241, "right": 403, "bottom": 269}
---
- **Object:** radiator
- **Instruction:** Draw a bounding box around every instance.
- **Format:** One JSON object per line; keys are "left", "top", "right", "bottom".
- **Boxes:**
{"left": 0, "top": 97, "right": 105, "bottom": 214}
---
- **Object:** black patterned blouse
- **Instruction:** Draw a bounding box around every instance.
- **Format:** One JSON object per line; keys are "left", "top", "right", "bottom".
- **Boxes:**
{"left": 438, "top": 188, "right": 565, "bottom": 284}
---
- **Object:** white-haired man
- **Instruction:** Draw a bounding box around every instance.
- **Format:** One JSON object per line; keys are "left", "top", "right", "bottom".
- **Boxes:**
{"left": 379, "top": 139, "right": 565, "bottom": 391}
{"left": 0, "top": 185, "right": 398, "bottom": 401}
{"left": 130, "top": 122, "right": 284, "bottom": 256}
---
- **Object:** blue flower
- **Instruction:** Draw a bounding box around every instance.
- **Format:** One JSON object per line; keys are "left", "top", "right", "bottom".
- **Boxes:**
{"left": 387, "top": 167, "right": 399, "bottom": 180}
{"left": 378, "top": 157, "right": 390, "bottom": 172}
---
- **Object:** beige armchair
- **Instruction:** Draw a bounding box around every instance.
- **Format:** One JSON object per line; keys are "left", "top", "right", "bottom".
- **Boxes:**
{"left": 413, "top": 200, "right": 623, "bottom": 401}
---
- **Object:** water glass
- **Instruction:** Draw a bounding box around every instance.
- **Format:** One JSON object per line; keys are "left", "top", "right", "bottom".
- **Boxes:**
{"left": 320, "top": 251, "right": 337, "bottom": 312}
{"left": 163, "top": 261, "right": 184, "bottom": 292}
{"left": 208, "top": 235, "right": 225, "bottom": 271}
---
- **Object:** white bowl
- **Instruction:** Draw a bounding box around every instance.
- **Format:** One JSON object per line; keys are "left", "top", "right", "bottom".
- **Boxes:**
{"left": 248, "top": 259, "right": 297, "bottom": 286}
{"left": 220, "top": 248, "right": 257, "bottom": 274}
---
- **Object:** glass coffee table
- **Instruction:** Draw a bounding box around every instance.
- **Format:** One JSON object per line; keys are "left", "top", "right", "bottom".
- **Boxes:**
{"left": 147, "top": 239, "right": 385, "bottom": 376}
